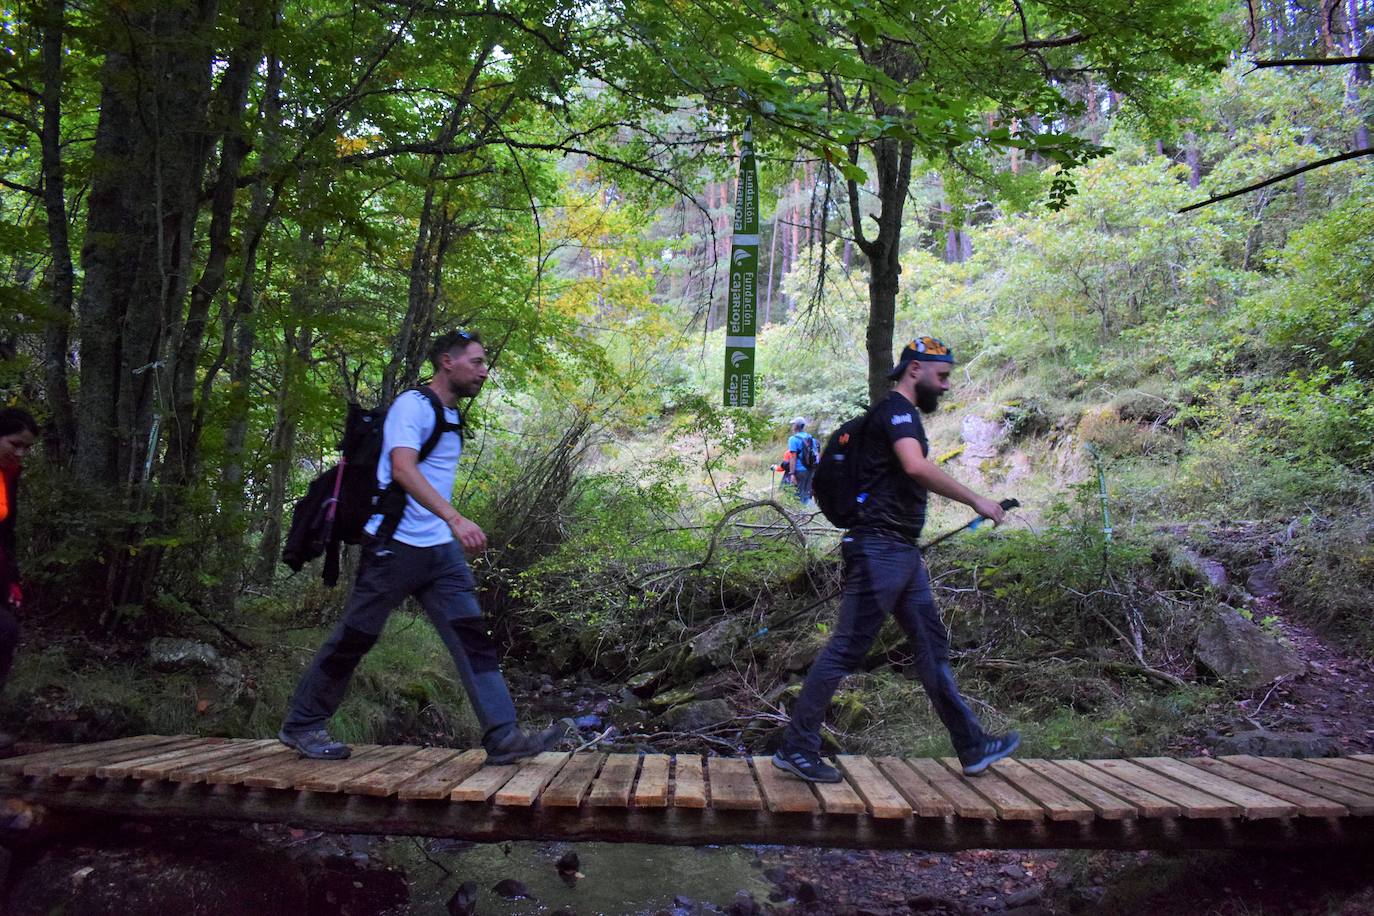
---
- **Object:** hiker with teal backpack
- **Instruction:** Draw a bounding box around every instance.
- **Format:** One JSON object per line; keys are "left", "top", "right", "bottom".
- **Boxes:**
{"left": 787, "top": 417, "right": 819, "bottom": 507}
{"left": 773, "top": 336, "right": 1019, "bottom": 783}
{"left": 279, "top": 330, "right": 566, "bottom": 764}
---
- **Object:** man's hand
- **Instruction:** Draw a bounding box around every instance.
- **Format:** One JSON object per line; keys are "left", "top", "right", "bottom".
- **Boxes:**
{"left": 6, "top": 582, "right": 22, "bottom": 610}
{"left": 448, "top": 515, "right": 487, "bottom": 553}
{"left": 971, "top": 497, "right": 1006, "bottom": 526}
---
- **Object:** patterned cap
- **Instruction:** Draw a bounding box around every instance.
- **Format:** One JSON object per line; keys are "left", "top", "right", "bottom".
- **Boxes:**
{"left": 888, "top": 336, "right": 954, "bottom": 379}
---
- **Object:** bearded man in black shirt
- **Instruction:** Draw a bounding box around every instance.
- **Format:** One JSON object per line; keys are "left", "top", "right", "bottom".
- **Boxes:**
{"left": 773, "top": 336, "right": 1019, "bottom": 782}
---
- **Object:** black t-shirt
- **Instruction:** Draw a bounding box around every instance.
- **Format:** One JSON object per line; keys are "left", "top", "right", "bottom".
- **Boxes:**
{"left": 852, "top": 390, "right": 930, "bottom": 543}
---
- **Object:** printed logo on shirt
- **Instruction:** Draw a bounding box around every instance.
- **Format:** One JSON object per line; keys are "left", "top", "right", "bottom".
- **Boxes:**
{"left": 891, "top": 413, "right": 913, "bottom": 425}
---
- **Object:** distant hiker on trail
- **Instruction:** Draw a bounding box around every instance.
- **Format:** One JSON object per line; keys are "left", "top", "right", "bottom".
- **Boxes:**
{"left": 787, "top": 417, "right": 819, "bottom": 507}
{"left": 773, "top": 336, "right": 1019, "bottom": 783}
{"left": 0, "top": 407, "right": 38, "bottom": 754}
{"left": 279, "top": 330, "right": 566, "bottom": 764}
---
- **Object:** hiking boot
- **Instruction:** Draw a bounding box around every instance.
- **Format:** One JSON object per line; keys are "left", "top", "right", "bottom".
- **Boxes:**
{"left": 771, "top": 748, "right": 842, "bottom": 784}
{"left": 278, "top": 728, "right": 352, "bottom": 760}
{"left": 959, "top": 731, "right": 1020, "bottom": 776}
{"left": 484, "top": 723, "right": 568, "bottom": 765}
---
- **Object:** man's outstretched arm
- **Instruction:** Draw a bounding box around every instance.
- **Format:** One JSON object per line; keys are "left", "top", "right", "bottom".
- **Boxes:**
{"left": 892, "top": 438, "right": 1006, "bottom": 524}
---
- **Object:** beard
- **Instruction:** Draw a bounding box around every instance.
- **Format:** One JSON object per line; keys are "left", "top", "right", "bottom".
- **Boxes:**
{"left": 449, "top": 377, "right": 484, "bottom": 399}
{"left": 915, "top": 381, "right": 942, "bottom": 414}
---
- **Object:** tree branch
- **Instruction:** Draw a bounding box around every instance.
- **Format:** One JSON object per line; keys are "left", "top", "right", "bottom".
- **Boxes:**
{"left": 1008, "top": 33, "right": 1089, "bottom": 50}
{"left": 1250, "top": 55, "right": 1374, "bottom": 68}
{"left": 1179, "top": 146, "right": 1374, "bottom": 213}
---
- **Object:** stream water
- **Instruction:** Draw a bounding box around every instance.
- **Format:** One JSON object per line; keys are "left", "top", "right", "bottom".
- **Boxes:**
{"left": 379, "top": 838, "right": 774, "bottom": 914}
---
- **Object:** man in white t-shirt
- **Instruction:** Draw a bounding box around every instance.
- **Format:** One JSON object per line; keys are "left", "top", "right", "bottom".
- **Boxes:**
{"left": 279, "top": 330, "right": 565, "bottom": 763}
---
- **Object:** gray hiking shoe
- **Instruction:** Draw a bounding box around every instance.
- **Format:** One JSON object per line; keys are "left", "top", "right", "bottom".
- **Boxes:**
{"left": 959, "top": 731, "right": 1020, "bottom": 776}
{"left": 484, "top": 723, "right": 570, "bottom": 765}
{"left": 278, "top": 728, "right": 352, "bottom": 760}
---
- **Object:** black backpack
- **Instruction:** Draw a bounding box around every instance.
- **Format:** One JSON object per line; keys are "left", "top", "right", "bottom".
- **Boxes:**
{"left": 797, "top": 432, "right": 820, "bottom": 471}
{"left": 282, "top": 387, "right": 462, "bottom": 585}
{"left": 812, "top": 409, "right": 872, "bottom": 528}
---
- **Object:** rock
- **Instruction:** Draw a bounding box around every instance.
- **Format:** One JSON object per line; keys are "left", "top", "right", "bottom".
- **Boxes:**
{"left": 1205, "top": 728, "right": 1338, "bottom": 757}
{"left": 146, "top": 638, "right": 248, "bottom": 710}
{"left": 147, "top": 638, "right": 222, "bottom": 671}
{"left": 1003, "top": 907, "right": 1048, "bottom": 916}
{"left": 1004, "top": 887, "right": 1041, "bottom": 907}
{"left": 446, "top": 880, "right": 478, "bottom": 916}
{"left": 627, "top": 670, "right": 664, "bottom": 697}
{"left": 798, "top": 880, "right": 819, "bottom": 903}
{"left": 1195, "top": 606, "right": 1307, "bottom": 688}
{"left": 726, "top": 890, "right": 761, "bottom": 916}
{"left": 684, "top": 617, "right": 748, "bottom": 673}
{"left": 1000, "top": 864, "right": 1026, "bottom": 880}
{"left": 658, "top": 699, "right": 734, "bottom": 732}
{"left": 493, "top": 877, "right": 535, "bottom": 900}
{"left": 763, "top": 866, "right": 792, "bottom": 886}
{"left": 1169, "top": 546, "right": 1232, "bottom": 593}
{"left": 960, "top": 414, "right": 1006, "bottom": 463}
{"left": 907, "top": 893, "right": 962, "bottom": 912}
{"left": 1246, "top": 561, "right": 1282, "bottom": 599}
{"left": 773, "top": 640, "right": 821, "bottom": 674}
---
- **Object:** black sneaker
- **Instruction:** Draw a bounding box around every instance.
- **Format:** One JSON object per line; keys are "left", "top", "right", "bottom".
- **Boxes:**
{"left": 278, "top": 728, "right": 352, "bottom": 760}
{"left": 771, "top": 749, "right": 842, "bottom": 783}
{"left": 959, "top": 732, "right": 1020, "bottom": 776}
{"left": 484, "top": 723, "right": 568, "bottom": 766}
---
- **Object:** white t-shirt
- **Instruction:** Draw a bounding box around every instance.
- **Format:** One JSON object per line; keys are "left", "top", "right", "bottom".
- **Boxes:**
{"left": 364, "top": 389, "right": 463, "bottom": 547}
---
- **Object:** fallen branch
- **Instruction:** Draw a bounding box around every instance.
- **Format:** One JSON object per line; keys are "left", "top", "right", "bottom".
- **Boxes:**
{"left": 1251, "top": 55, "right": 1374, "bottom": 68}
{"left": 1180, "top": 146, "right": 1374, "bottom": 213}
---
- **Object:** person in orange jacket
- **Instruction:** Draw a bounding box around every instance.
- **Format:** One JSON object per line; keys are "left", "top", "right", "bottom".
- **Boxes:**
{"left": 0, "top": 407, "right": 38, "bottom": 753}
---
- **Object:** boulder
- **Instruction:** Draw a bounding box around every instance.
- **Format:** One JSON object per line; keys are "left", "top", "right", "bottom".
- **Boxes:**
{"left": 657, "top": 699, "right": 733, "bottom": 732}
{"left": 146, "top": 638, "right": 249, "bottom": 710}
{"left": 1195, "top": 606, "right": 1307, "bottom": 688}
{"left": 1205, "top": 728, "right": 1338, "bottom": 758}
{"left": 684, "top": 617, "right": 748, "bottom": 673}
{"left": 959, "top": 414, "right": 1006, "bottom": 466}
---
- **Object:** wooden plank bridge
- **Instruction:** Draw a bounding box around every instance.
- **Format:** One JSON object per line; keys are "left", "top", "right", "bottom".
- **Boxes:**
{"left": 3, "top": 736, "right": 1374, "bottom": 851}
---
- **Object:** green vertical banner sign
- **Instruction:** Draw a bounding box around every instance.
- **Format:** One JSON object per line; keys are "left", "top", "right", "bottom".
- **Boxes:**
{"left": 723, "top": 120, "right": 759, "bottom": 406}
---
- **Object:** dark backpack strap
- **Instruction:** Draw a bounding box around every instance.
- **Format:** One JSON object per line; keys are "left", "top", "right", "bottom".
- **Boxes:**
{"left": 373, "top": 388, "right": 464, "bottom": 545}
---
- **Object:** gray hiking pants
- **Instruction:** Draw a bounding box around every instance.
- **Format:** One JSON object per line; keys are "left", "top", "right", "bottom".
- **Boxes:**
{"left": 282, "top": 537, "right": 518, "bottom": 743}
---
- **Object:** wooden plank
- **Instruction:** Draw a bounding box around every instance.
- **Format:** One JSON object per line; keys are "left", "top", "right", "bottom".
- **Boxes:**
{"left": 1053, "top": 759, "right": 1179, "bottom": 818}
{"left": 905, "top": 758, "right": 996, "bottom": 819}
{"left": 707, "top": 757, "right": 763, "bottom": 811}
{"left": 397, "top": 749, "right": 486, "bottom": 800}
{"left": 240, "top": 744, "right": 390, "bottom": 790}
{"left": 1267, "top": 757, "right": 1374, "bottom": 796}
{"left": 1309, "top": 757, "right": 1374, "bottom": 784}
{"left": 1023, "top": 759, "right": 1135, "bottom": 820}
{"left": 938, "top": 758, "right": 1043, "bottom": 821}
{"left": 451, "top": 763, "right": 521, "bottom": 802}
{"left": 751, "top": 756, "right": 820, "bottom": 814}
{"left": 55, "top": 738, "right": 205, "bottom": 780}
{"left": 541, "top": 753, "right": 606, "bottom": 807}
{"left": 1, "top": 736, "right": 182, "bottom": 776}
{"left": 1222, "top": 756, "right": 1374, "bottom": 815}
{"left": 632, "top": 754, "right": 670, "bottom": 808}
{"left": 812, "top": 773, "right": 868, "bottom": 815}
{"left": 671, "top": 756, "right": 707, "bottom": 809}
{"left": 1085, "top": 759, "right": 1238, "bottom": 818}
{"left": 588, "top": 754, "right": 640, "bottom": 808}
{"left": 875, "top": 757, "right": 954, "bottom": 817}
{"left": 1353, "top": 754, "right": 1374, "bottom": 765}
{"left": 163, "top": 740, "right": 282, "bottom": 783}
{"left": 123, "top": 739, "right": 248, "bottom": 780}
{"left": 1186, "top": 757, "right": 1347, "bottom": 818}
{"left": 990, "top": 759, "right": 1093, "bottom": 822}
{"left": 837, "top": 755, "right": 911, "bottom": 819}
{"left": 494, "top": 752, "right": 570, "bottom": 807}
{"left": 343, "top": 747, "right": 463, "bottom": 798}
{"left": 204, "top": 746, "right": 300, "bottom": 785}
{"left": 295, "top": 745, "right": 416, "bottom": 793}
{"left": 1131, "top": 757, "right": 1296, "bottom": 819}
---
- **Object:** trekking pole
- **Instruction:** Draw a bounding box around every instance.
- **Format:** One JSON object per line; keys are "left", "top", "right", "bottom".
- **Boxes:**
{"left": 919, "top": 498, "right": 1020, "bottom": 552}
{"left": 751, "top": 498, "right": 1020, "bottom": 640}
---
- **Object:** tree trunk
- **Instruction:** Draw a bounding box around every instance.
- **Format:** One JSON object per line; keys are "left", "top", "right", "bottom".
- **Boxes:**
{"left": 1348, "top": 0, "right": 1371, "bottom": 149}
{"left": 38, "top": 0, "right": 76, "bottom": 462}
{"left": 74, "top": 0, "right": 219, "bottom": 495}
{"left": 1185, "top": 131, "right": 1201, "bottom": 189}
{"left": 852, "top": 135, "right": 915, "bottom": 407}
